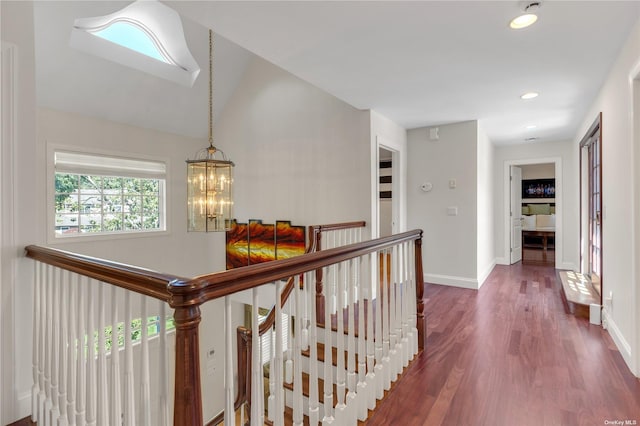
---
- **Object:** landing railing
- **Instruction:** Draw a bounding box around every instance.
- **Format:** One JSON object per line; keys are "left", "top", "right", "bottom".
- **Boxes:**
{"left": 26, "top": 226, "right": 424, "bottom": 425}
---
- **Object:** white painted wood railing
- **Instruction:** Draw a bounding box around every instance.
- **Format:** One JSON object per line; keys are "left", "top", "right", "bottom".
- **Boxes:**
{"left": 27, "top": 246, "right": 178, "bottom": 426}
{"left": 26, "top": 225, "right": 425, "bottom": 426}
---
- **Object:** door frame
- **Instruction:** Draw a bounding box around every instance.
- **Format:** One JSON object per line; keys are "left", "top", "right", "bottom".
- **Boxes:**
{"left": 503, "top": 157, "right": 563, "bottom": 267}
{"left": 579, "top": 114, "right": 602, "bottom": 304}
{"left": 372, "top": 135, "right": 404, "bottom": 238}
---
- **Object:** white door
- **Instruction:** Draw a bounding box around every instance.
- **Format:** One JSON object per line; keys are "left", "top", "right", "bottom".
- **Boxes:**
{"left": 510, "top": 166, "right": 523, "bottom": 264}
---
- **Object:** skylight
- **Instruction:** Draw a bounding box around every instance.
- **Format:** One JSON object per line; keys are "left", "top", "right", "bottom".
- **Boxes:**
{"left": 70, "top": 0, "right": 200, "bottom": 87}
{"left": 91, "top": 20, "right": 170, "bottom": 64}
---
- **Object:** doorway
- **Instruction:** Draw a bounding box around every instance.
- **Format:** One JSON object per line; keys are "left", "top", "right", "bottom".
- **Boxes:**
{"left": 378, "top": 147, "right": 394, "bottom": 237}
{"left": 579, "top": 114, "right": 602, "bottom": 303}
{"left": 504, "top": 158, "right": 562, "bottom": 267}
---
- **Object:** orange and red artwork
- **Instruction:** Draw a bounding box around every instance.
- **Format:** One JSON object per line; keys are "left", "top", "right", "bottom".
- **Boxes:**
{"left": 226, "top": 219, "right": 306, "bottom": 269}
{"left": 276, "top": 221, "right": 306, "bottom": 260}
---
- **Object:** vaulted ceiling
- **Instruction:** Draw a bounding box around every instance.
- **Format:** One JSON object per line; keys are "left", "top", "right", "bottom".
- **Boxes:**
{"left": 35, "top": 1, "right": 640, "bottom": 145}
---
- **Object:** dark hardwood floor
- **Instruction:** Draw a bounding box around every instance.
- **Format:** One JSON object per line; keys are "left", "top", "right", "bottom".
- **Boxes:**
{"left": 367, "top": 263, "right": 640, "bottom": 426}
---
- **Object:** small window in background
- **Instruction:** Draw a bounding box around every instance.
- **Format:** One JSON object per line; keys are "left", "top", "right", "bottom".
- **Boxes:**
{"left": 54, "top": 151, "right": 166, "bottom": 238}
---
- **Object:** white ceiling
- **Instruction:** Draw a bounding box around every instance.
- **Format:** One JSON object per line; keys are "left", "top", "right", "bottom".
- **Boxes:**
{"left": 35, "top": 1, "right": 640, "bottom": 145}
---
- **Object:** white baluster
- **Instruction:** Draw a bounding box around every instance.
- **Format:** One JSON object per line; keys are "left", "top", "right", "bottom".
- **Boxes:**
{"left": 75, "top": 277, "right": 86, "bottom": 425}
{"left": 224, "top": 296, "right": 236, "bottom": 426}
{"left": 58, "top": 270, "right": 69, "bottom": 426}
{"left": 267, "top": 327, "right": 275, "bottom": 422}
{"left": 123, "top": 292, "right": 135, "bottom": 426}
{"left": 251, "top": 288, "right": 264, "bottom": 426}
{"left": 365, "top": 253, "right": 376, "bottom": 411}
{"left": 66, "top": 274, "right": 77, "bottom": 425}
{"left": 346, "top": 259, "right": 357, "bottom": 424}
{"left": 86, "top": 283, "right": 97, "bottom": 426}
{"left": 381, "top": 249, "right": 392, "bottom": 391}
{"left": 374, "top": 252, "right": 384, "bottom": 400}
{"left": 334, "top": 262, "right": 346, "bottom": 422}
{"left": 139, "top": 297, "right": 151, "bottom": 426}
{"left": 307, "top": 271, "right": 320, "bottom": 426}
{"left": 38, "top": 264, "right": 48, "bottom": 423}
{"left": 44, "top": 265, "right": 53, "bottom": 425}
{"left": 400, "top": 243, "right": 410, "bottom": 367}
{"left": 96, "top": 285, "right": 108, "bottom": 426}
{"left": 110, "top": 287, "right": 122, "bottom": 426}
{"left": 322, "top": 266, "right": 334, "bottom": 425}
{"left": 274, "top": 282, "right": 284, "bottom": 425}
{"left": 292, "top": 276, "right": 304, "bottom": 426}
{"left": 357, "top": 257, "right": 368, "bottom": 422}
{"left": 32, "top": 262, "right": 41, "bottom": 423}
{"left": 49, "top": 267, "right": 61, "bottom": 425}
{"left": 388, "top": 246, "right": 399, "bottom": 381}
{"left": 285, "top": 299, "right": 294, "bottom": 384}
{"left": 393, "top": 245, "right": 403, "bottom": 377}
{"left": 158, "top": 301, "right": 169, "bottom": 426}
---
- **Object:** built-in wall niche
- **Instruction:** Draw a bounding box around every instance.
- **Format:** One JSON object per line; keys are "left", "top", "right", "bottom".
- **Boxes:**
{"left": 522, "top": 178, "right": 555, "bottom": 201}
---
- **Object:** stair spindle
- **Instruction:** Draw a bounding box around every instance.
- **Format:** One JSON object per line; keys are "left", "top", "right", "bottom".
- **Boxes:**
{"left": 86, "top": 284, "right": 97, "bottom": 426}
{"left": 292, "top": 276, "right": 304, "bottom": 426}
{"left": 308, "top": 271, "right": 320, "bottom": 426}
{"left": 224, "top": 295, "right": 236, "bottom": 426}
{"left": 274, "top": 282, "right": 284, "bottom": 425}
{"left": 123, "top": 292, "right": 135, "bottom": 426}
{"left": 365, "top": 252, "right": 376, "bottom": 411}
{"left": 58, "top": 270, "right": 69, "bottom": 426}
{"left": 251, "top": 288, "right": 264, "bottom": 425}
{"left": 75, "top": 276, "right": 86, "bottom": 425}
{"left": 335, "top": 262, "right": 346, "bottom": 420}
{"left": 140, "top": 297, "right": 151, "bottom": 426}
{"left": 66, "top": 273, "right": 77, "bottom": 425}
{"left": 97, "top": 285, "right": 108, "bottom": 425}
{"left": 374, "top": 252, "right": 384, "bottom": 400}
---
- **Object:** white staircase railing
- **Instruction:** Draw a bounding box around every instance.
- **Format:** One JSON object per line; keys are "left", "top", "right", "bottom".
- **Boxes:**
{"left": 26, "top": 225, "right": 425, "bottom": 426}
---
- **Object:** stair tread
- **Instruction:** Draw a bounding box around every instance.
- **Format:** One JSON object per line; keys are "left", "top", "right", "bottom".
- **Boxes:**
{"left": 282, "top": 371, "right": 339, "bottom": 405}
{"left": 300, "top": 342, "right": 361, "bottom": 372}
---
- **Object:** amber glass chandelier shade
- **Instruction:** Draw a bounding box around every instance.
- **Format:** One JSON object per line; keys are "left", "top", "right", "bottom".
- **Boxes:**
{"left": 187, "top": 159, "right": 233, "bottom": 231}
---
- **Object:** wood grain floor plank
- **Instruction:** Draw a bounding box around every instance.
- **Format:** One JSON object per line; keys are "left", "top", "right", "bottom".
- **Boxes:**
{"left": 366, "top": 264, "right": 640, "bottom": 426}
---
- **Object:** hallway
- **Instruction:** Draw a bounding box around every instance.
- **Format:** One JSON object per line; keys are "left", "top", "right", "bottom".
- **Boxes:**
{"left": 367, "top": 264, "right": 640, "bottom": 426}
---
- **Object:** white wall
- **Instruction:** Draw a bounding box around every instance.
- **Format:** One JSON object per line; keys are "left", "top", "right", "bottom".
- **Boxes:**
{"left": 1, "top": 2, "right": 39, "bottom": 422}
{"left": 407, "top": 121, "right": 479, "bottom": 288}
{"left": 215, "top": 56, "right": 371, "bottom": 231}
{"left": 575, "top": 16, "right": 640, "bottom": 376}
{"left": 370, "top": 110, "right": 408, "bottom": 236}
{"left": 493, "top": 140, "right": 578, "bottom": 271}
{"left": 477, "top": 123, "right": 495, "bottom": 287}
{"left": 521, "top": 163, "right": 555, "bottom": 180}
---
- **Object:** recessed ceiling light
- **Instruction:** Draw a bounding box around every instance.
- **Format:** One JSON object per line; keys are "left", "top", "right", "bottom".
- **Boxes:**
{"left": 525, "top": 124, "right": 537, "bottom": 129}
{"left": 510, "top": 13, "right": 538, "bottom": 29}
{"left": 521, "top": 92, "right": 539, "bottom": 100}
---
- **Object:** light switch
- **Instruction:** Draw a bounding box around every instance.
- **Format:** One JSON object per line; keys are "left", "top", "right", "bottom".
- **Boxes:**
{"left": 449, "top": 179, "right": 457, "bottom": 189}
{"left": 447, "top": 206, "right": 458, "bottom": 216}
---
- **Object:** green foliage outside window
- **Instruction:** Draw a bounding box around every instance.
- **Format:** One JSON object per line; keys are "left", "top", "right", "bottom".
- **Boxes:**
{"left": 55, "top": 173, "right": 162, "bottom": 236}
{"left": 84, "top": 316, "right": 176, "bottom": 355}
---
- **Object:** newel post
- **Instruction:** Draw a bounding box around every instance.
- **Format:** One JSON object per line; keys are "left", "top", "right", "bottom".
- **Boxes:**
{"left": 173, "top": 304, "right": 203, "bottom": 426}
{"left": 313, "top": 228, "right": 325, "bottom": 325}
{"left": 414, "top": 233, "right": 426, "bottom": 350}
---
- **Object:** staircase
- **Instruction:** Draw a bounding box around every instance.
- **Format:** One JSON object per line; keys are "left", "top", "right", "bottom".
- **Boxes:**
{"left": 25, "top": 222, "right": 425, "bottom": 426}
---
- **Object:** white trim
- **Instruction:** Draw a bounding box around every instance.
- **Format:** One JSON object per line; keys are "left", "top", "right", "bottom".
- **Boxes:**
{"left": 503, "top": 157, "right": 563, "bottom": 268}
{"left": 629, "top": 64, "right": 640, "bottom": 377}
{"left": 1, "top": 41, "right": 18, "bottom": 424}
{"left": 46, "top": 142, "right": 171, "bottom": 245}
{"left": 424, "top": 273, "right": 479, "bottom": 290}
{"left": 602, "top": 308, "right": 633, "bottom": 369}
{"left": 477, "top": 260, "right": 496, "bottom": 289}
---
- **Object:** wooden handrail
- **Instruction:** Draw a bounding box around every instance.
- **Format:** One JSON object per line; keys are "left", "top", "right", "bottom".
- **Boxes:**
{"left": 25, "top": 225, "right": 424, "bottom": 426}
{"left": 168, "top": 229, "right": 417, "bottom": 307}
{"left": 24, "top": 244, "right": 185, "bottom": 302}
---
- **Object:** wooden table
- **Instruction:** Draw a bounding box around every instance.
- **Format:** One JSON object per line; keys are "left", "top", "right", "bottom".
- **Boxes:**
{"left": 522, "top": 229, "right": 555, "bottom": 265}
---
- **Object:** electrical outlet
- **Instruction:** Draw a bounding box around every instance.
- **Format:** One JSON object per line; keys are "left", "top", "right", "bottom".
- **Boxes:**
{"left": 206, "top": 348, "right": 216, "bottom": 375}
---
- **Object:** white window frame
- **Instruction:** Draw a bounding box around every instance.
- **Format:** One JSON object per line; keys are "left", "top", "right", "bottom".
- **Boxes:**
{"left": 48, "top": 145, "right": 169, "bottom": 244}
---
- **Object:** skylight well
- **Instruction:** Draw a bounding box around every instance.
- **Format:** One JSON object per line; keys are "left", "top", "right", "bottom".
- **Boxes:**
{"left": 70, "top": 0, "right": 200, "bottom": 87}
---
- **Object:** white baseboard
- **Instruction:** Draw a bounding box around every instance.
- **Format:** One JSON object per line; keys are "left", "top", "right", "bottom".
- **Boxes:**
{"left": 602, "top": 309, "right": 634, "bottom": 371}
{"left": 424, "top": 273, "right": 478, "bottom": 290}
{"left": 477, "top": 260, "right": 496, "bottom": 289}
{"left": 495, "top": 257, "right": 509, "bottom": 266}
{"left": 16, "top": 390, "right": 30, "bottom": 422}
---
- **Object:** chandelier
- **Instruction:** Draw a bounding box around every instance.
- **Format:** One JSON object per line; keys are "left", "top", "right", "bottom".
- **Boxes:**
{"left": 186, "top": 29, "right": 234, "bottom": 232}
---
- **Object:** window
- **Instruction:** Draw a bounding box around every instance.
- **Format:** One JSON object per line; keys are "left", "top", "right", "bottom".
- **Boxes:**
{"left": 54, "top": 151, "right": 166, "bottom": 238}
{"left": 69, "top": 0, "right": 200, "bottom": 87}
